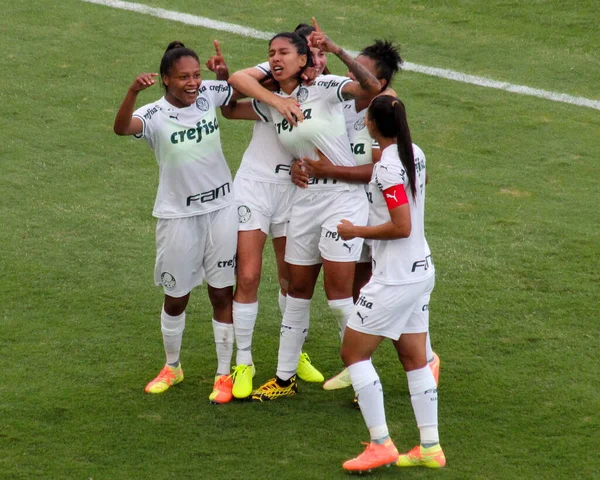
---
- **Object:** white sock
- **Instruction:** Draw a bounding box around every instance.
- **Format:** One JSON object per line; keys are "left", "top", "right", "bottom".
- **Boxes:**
{"left": 212, "top": 319, "right": 234, "bottom": 376}
{"left": 406, "top": 365, "right": 439, "bottom": 445}
{"left": 233, "top": 301, "right": 258, "bottom": 366}
{"left": 327, "top": 297, "right": 353, "bottom": 341}
{"left": 161, "top": 307, "right": 185, "bottom": 366}
{"left": 426, "top": 332, "right": 434, "bottom": 363}
{"left": 278, "top": 290, "right": 287, "bottom": 316}
{"left": 276, "top": 296, "right": 311, "bottom": 381}
{"left": 348, "top": 360, "right": 389, "bottom": 442}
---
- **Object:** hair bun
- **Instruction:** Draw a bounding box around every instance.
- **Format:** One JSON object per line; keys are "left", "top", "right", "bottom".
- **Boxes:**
{"left": 166, "top": 41, "right": 186, "bottom": 52}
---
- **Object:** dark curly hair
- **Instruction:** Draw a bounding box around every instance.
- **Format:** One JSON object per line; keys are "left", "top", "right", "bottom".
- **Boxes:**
{"left": 360, "top": 40, "right": 403, "bottom": 90}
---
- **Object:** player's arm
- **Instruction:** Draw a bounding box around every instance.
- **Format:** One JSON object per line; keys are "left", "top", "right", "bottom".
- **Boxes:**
{"left": 228, "top": 67, "right": 304, "bottom": 126}
{"left": 301, "top": 149, "right": 373, "bottom": 183}
{"left": 337, "top": 184, "right": 412, "bottom": 240}
{"left": 114, "top": 73, "right": 157, "bottom": 136}
{"left": 308, "top": 18, "right": 381, "bottom": 99}
{"left": 220, "top": 99, "right": 261, "bottom": 121}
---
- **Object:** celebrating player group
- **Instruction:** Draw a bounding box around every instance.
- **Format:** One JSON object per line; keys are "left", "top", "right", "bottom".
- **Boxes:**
{"left": 114, "top": 17, "right": 445, "bottom": 473}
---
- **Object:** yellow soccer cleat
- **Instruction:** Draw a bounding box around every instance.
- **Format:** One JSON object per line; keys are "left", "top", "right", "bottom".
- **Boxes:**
{"left": 231, "top": 364, "right": 256, "bottom": 399}
{"left": 209, "top": 374, "right": 234, "bottom": 404}
{"left": 296, "top": 352, "right": 324, "bottom": 383}
{"left": 323, "top": 367, "right": 352, "bottom": 390}
{"left": 145, "top": 364, "right": 184, "bottom": 394}
{"left": 251, "top": 376, "right": 298, "bottom": 402}
{"left": 396, "top": 444, "right": 446, "bottom": 469}
{"left": 343, "top": 439, "right": 399, "bottom": 472}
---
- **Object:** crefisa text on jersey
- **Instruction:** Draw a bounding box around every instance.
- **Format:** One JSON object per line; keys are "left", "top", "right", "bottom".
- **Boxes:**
{"left": 275, "top": 109, "right": 312, "bottom": 133}
{"left": 170, "top": 117, "right": 219, "bottom": 144}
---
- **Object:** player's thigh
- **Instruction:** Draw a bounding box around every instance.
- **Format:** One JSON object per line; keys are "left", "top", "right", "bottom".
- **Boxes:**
{"left": 348, "top": 280, "right": 430, "bottom": 341}
{"left": 154, "top": 216, "right": 206, "bottom": 297}
{"left": 203, "top": 204, "right": 238, "bottom": 289}
{"left": 319, "top": 189, "right": 369, "bottom": 263}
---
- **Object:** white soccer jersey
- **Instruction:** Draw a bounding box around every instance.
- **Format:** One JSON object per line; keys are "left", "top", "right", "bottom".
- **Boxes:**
{"left": 253, "top": 74, "right": 358, "bottom": 191}
{"left": 235, "top": 63, "right": 295, "bottom": 184}
{"left": 368, "top": 143, "right": 433, "bottom": 284}
{"left": 133, "top": 80, "right": 234, "bottom": 218}
{"left": 343, "top": 100, "right": 374, "bottom": 167}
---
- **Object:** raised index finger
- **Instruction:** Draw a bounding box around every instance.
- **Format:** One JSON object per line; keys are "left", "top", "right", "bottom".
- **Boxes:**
{"left": 312, "top": 17, "right": 322, "bottom": 32}
{"left": 213, "top": 40, "right": 222, "bottom": 57}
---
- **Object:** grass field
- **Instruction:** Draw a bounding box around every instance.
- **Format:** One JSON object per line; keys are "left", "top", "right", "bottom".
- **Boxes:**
{"left": 1, "top": 0, "right": 599, "bottom": 478}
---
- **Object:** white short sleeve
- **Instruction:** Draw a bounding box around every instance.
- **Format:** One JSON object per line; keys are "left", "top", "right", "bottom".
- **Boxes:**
{"left": 376, "top": 160, "right": 406, "bottom": 192}
{"left": 252, "top": 99, "right": 272, "bottom": 123}
{"left": 255, "top": 62, "right": 271, "bottom": 76}
{"left": 132, "top": 102, "right": 161, "bottom": 146}
{"left": 202, "top": 80, "right": 232, "bottom": 107}
{"left": 314, "top": 74, "right": 352, "bottom": 103}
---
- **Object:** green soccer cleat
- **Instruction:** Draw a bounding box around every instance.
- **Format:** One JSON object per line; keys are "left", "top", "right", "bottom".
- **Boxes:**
{"left": 231, "top": 364, "right": 256, "bottom": 399}
{"left": 251, "top": 376, "right": 298, "bottom": 402}
{"left": 396, "top": 444, "right": 446, "bottom": 469}
{"left": 296, "top": 352, "right": 324, "bottom": 382}
{"left": 323, "top": 367, "right": 352, "bottom": 390}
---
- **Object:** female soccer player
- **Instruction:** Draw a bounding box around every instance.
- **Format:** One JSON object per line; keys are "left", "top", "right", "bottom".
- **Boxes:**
{"left": 292, "top": 41, "right": 441, "bottom": 391}
{"left": 113, "top": 41, "right": 238, "bottom": 404}
{"left": 226, "top": 20, "right": 382, "bottom": 401}
{"left": 216, "top": 24, "right": 329, "bottom": 399}
{"left": 335, "top": 95, "right": 445, "bottom": 472}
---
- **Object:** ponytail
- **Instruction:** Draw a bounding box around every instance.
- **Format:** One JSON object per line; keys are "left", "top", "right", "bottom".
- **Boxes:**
{"left": 368, "top": 95, "right": 416, "bottom": 200}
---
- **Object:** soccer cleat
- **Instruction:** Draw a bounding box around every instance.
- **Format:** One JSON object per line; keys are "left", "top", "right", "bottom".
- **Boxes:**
{"left": 342, "top": 439, "right": 399, "bottom": 472}
{"left": 231, "top": 364, "right": 256, "bottom": 399}
{"left": 145, "top": 364, "right": 184, "bottom": 394}
{"left": 251, "top": 376, "right": 298, "bottom": 402}
{"left": 429, "top": 352, "right": 440, "bottom": 385}
{"left": 323, "top": 367, "right": 352, "bottom": 390}
{"left": 396, "top": 444, "right": 446, "bottom": 469}
{"left": 296, "top": 352, "right": 324, "bottom": 382}
{"left": 209, "top": 374, "right": 233, "bottom": 404}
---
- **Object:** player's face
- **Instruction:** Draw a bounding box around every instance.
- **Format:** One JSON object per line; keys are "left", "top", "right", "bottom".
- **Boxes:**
{"left": 269, "top": 38, "right": 307, "bottom": 82}
{"left": 163, "top": 56, "right": 202, "bottom": 108}
{"left": 310, "top": 47, "right": 327, "bottom": 76}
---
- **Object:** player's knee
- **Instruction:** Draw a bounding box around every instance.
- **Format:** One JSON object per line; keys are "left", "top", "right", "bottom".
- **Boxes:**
{"left": 164, "top": 294, "right": 189, "bottom": 316}
{"left": 208, "top": 286, "right": 233, "bottom": 310}
{"left": 236, "top": 270, "right": 261, "bottom": 296}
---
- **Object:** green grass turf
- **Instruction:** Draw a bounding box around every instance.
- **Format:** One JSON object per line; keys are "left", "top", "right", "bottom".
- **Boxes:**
{"left": 1, "top": 0, "right": 598, "bottom": 478}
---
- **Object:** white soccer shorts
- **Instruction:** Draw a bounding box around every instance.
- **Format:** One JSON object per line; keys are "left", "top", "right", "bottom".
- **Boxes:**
{"left": 154, "top": 204, "right": 238, "bottom": 297}
{"left": 347, "top": 275, "right": 435, "bottom": 340}
{"left": 234, "top": 176, "right": 294, "bottom": 238}
{"left": 285, "top": 187, "right": 369, "bottom": 265}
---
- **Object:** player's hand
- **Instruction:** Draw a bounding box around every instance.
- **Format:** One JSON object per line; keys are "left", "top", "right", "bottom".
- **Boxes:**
{"left": 205, "top": 40, "right": 229, "bottom": 80}
{"left": 274, "top": 97, "right": 304, "bottom": 126}
{"left": 291, "top": 159, "right": 310, "bottom": 188}
{"left": 304, "top": 148, "right": 334, "bottom": 178}
{"left": 337, "top": 219, "right": 356, "bottom": 240}
{"left": 301, "top": 66, "right": 318, "bottom": 85}
{"left": 130, "top": 73, "right": 158, "bottom": 92}
{"left": 308, "top": 17, "right": 339, "bottom": 54}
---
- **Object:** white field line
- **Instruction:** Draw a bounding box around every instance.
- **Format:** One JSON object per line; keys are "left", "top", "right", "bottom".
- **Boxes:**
{"left": 83, "top": 0, "right": 600, "bottom": 111}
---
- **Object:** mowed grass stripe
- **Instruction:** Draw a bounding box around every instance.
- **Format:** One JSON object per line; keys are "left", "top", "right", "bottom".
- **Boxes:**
{"left": 82, "top": 0, "right": 600, "bottom": 111}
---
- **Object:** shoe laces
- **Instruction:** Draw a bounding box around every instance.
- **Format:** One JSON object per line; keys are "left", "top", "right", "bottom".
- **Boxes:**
{"left": 299, "top": 352, "right": 311, "bottom": 363}
{"left": 157, "top": 366, "right": 177, "bottom": 382}
{"left": 229, "top": 365, "right": 248, "bottom": 381}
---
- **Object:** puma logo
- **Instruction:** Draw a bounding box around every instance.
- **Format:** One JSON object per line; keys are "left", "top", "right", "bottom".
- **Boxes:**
{"left": 342, "top": 242, "right": 353, "bottom": 253}
{"left": 356, "top": 311, "right": 368, "bottom": 324}
{"left": 385, "top": 191, "right": 398, "bottom": 202}
{"left": 170, "top": 114, "right": 180, "bottom": 120}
